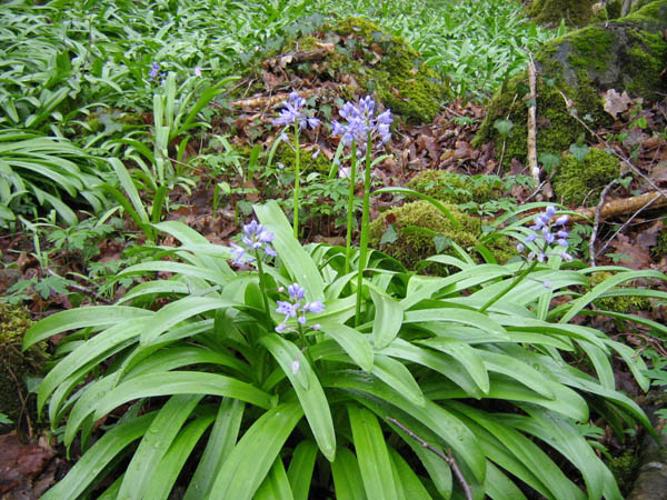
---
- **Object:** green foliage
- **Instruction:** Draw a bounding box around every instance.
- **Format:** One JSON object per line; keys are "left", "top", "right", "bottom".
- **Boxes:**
{"left": 27, "top": 204, "right": 663, "bottom": 498}
{"left": 553, "top": 148, "right": 620, "bottom": 205}
{"left": 407, "top": 170, "right": 504, "bottom": 205}
{"left": 368, "top": 200, "right": 515, "bottom": 268}
{"left": 589, "top": 271, "right": 652, "bottom": 313}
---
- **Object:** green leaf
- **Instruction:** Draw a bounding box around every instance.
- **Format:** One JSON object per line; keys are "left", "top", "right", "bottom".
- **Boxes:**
{"left": 369, "top": 287, "right": 403, "bottom": 350}
{"left": 260, "top": 334, "right": 336, "bottom": 461}
{"left": 388, "top": 447, "right": 431, "bottom": 500}
{"left": 24, "top": 306, "right": 152, "bottom": 349}
{"left": 318, "top": 320, "right": 374, "bottom": 371}
{"left": 209, "top": 403, "right": 303, "bottom": 500}
{"left": 418, "top": 338, "right": 489, "bottom": 394}
{"left": 287, "top": 441, "right": 318, "bottom": 500}
{"left": 380, "top": 224, "right": 398, "bottom": 245}
{"left": 92, "top": 372, "right": 273, "bottom": 419}
{"left": 372, "top": 355, "right": 425, "bottom": 407}
{"left": 348, "top": 405, "right": 399, "bottom": 500}
{"left": 255, "top": 458, "right": 295, "bottom": 500}
{"left": 331, "top": 447, "right": 367, "bottom": 500}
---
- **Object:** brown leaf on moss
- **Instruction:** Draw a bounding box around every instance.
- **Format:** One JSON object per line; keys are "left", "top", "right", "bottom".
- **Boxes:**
{"left": 603, "top": 89, "right": 633, "bottom": 119}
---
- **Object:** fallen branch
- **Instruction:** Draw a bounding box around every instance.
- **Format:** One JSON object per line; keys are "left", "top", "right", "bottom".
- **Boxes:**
{"left": 231, "top": 84, "right": 343, "bottom": 109}
{"left": 575, "top": 191, "right": 667, "bottom": 221}
{"left": 527, "top": 55, "right": 540, "bottom": 185}
{"left": 386, "top": 416, "right": 473, "bottom": 500}
{"left": 262, "top": 43, "right": 335, "bottom": 69}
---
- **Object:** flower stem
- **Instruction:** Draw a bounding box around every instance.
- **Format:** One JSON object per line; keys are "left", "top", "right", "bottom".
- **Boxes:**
{"left": 344, "top": 141, "right": 358, "bottom": 275}
{"left": 255, "top": 250, "right": 271, "bottom": 318}
{"left": 293, "top": 123, "right": 301, "bottom": 239}
{"left": 355, "top": 134, "right": 373, "bottom": 324}
{"left": 479, "top": 260, "right": 538, "bottom": 313}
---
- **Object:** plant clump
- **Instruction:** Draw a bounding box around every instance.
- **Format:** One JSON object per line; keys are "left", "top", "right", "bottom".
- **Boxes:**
{"left": 0, "top": 304, "right": 43, "bottom": 426}
{"left": 368, "top": 200, "right": 514, "bottom": 268}
{"left": 407, "top": 170, "right": 504, "bottom": 204}
{"left": 553, "top": 148, "right": 620, "bottom": 205}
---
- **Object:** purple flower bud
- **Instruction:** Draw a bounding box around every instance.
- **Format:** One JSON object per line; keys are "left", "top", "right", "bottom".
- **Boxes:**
{"left": 194, "top": 66, "right": 202, "bottom": 77}
{"left": 557, "top": 239, "right": 569, "bottom": 247}
{"left": 288, "top": 283, "right": 306, "bottom": 301}
{"left": 149, "top": 62, "right": 160, "bottom": 80}
{"left": 304, "top": 301, "right": 325, "bottom": 313}
{"left": 561, "top": 252, "right": 574, "bottom": 262}
{"left": 525, "top": 233, "right": 537, "bottom": 243}
{"left": 557, "top": 230, "right": 569, "bottom": 238}
{"left": 545, "top": 206, "right": 556, "bottom": 217}
{"left": 516, "top": 243, "right": 525, "bottom": 252}
{"left": 555, "top": 215, "right": 569, "bottom": 226}
{"left": 312, "top": 323, "right": 321, "bottom": 331}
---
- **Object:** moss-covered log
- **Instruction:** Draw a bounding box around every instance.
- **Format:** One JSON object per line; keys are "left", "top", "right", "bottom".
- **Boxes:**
{"left": 475, "top": 1, "right": 667, "bottom": 164}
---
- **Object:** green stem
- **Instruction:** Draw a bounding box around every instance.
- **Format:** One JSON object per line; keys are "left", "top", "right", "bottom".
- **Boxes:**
{"left": 479, "top": 260, "right": 537, "bottom": 313}
{"left": 355, "top": 134, "right": 373, "bottom": 324}
{"left": 293, "top": 123, "right": 301, "bottom": 239}
{"left": 344, "top": 141, "right": 358, "bottom": 275}
{"left": 255, "top": 250, "right": 271, "bottom": 318}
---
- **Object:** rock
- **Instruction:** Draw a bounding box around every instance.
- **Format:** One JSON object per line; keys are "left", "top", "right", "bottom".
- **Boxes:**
{"left": 528, "top": 0, "right": 598, "bottom": 26}
{"left": 474, "top": 1, "right": 667, "bottom": 164}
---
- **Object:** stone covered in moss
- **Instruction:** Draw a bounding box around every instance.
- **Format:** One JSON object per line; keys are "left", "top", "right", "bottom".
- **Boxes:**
{"left": 475, "top": 1, "right": 667, "bottom": 163}
{"left": 407, "top": 170, "right": 503, "bottom": 205}
{"left": 368, "top": 200, "right": 515, "bottom": 268}
{"left": 589, "top": 271, "right": 652, "bottom": 313}
{"left": 273, "top": 142, "right": 332, "bottom": 174}
{"left": 0, "top": 304, "right": 43, "bottom": 426}
{"left": 283, "top": 17, "right": 448, "bottom": 123}
{"left": 528, "top": 0, "right": 597, "bottom": 26}
{"left": 553, "top": 148, "right": 620, "bottom": 205}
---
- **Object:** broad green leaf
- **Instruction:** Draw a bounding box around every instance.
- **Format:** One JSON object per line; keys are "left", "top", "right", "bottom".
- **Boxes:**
{"left": 369, "top": 287, "right": 403, "bottom": 349}
{"left": 418, "top": 338, "right": 489, "bottom": 394}
{"left": 484, "top": 461, "right": 527, "bottom": 500}
{"left": 348, "top": 405, "right": 399, "bottom": 500}
{"left": 287, "top": 441, "right": 318, "bottom": 500}
{"left": 372, "top": 354, "right": 425, "bottom": 407}
{"left": 318, "top": 320, "right": 374, "bottom": 371}
{"left": 260, "top": 334, "right": 336, "bottom": 461}
{"left": 209, "top": 403, "right": 303, "bottom": 500}
{"left": 388, "top": 447, "right": 431, "bottom": 500}
{"left": 331, "top": 447, "right": 367, "bottom": 500}
{"left": 404, "top": 308, "right": 505, "bottom": 337}
{"left": 92, "top": 372, "right": 273, "bottom": 419}
{"left": 23, "top": 306, "right": 152, "bottom": 348}
{"left": 255, "top": 458, "right": 294, "bottom": 500}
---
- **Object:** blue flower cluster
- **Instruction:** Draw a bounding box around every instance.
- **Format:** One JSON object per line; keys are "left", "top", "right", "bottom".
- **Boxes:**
{"left": 272, "top": 92, "right": 320, "bottom": 130}
{"left": 149, "top": 62, "right": 160, "bottom": 80}
{"left": 275, "top": 283, "right": 324, "bottom": 333}
{"left": 517, "top": 206, "right": 573, "bottom": 262}
{"left": 230, "top": 220, "right": 276, "bottom": 267}
{"left": 332, "top": 95, "right": 393, "bottom": 151}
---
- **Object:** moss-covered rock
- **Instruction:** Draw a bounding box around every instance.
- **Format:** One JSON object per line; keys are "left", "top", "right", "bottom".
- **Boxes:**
{"left": 273, "top": 142, "right": 332, "bottom": 174}
{"left": 406, "top": 170, "right": 504, "bottom": 205}
{"left": 528, "top": 0, "right": 597, "bottom": 26}
{"left": 0, "top": 304, "right": 43, "bottom": 428}
{"left": 475, "top": 1, "right": 667, "bottom": 162}
{"left": 553, "top": 148, "right": 620, "bottom": 205}
{"left": 368, "top": 200, "right": 515, "bottom": 268}
{"left": 273, "top": 17, "right": 448, "bottom": 124}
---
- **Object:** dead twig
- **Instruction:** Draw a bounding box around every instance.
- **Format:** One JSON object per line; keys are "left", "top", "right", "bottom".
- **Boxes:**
{"left": 589, "top": 179, "right": 619, "bottom": 266}
{"left": 527, "top": 55, "right": 540, "bottom": 185}
{"left": 230, "top": 84, "right": 343, "bottom": 110}
{"left": 575, "top": 191, "right": 667, "bottom": 221}
{"left": 386, "top": 416, "right": 473, "bottom": 500}
{"left": 262, "top": 43, "right": 335, "bottom": 69}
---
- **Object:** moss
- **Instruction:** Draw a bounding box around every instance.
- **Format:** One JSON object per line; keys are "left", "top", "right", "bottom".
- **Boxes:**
{"left": 652, "top": 229, "right": 667, "bottom": 258}
{"left": 407, "top": 170, "right": 504, "bottom": 204}
{"left": 553, "top": 148, "right": 619, "bottom": 205}
{"left": 368, "top": 200, "right": 515, "bottom": 269}
{"left": 589, "top": 271, "right": 652, "bottom": 313}
{"left": 608, "top": 449, "right": 640, "bottom": 495}
{"left": 529, "top": 0, "right": 597, "bottom": 26}
{"left": 0, "top": 304, "right": 44, "bottom": 426}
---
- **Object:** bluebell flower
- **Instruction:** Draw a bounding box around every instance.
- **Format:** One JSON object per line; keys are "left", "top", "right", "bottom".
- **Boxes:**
{"left": 275, "top": 283, "right": 325, "bottom": 333}
{"left": 518, "top": 206, "right": 573, "bottom": 262}
{"left": 149, "top": 62, "right": 160, "bottom": 80}
{"left": 229, "top": 219, "right": 276, "bottom": 268}
{"left": 194, "top": 66, "right": 202, "bottom": 77}
{"left": 331, "top": 95, "right": 393, "bottom": 152}
{"left": 272, "top": 92, "right": 320, "bottom": 130}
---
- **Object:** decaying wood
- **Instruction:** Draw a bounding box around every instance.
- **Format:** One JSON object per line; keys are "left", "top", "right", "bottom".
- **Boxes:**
{"left": 576, "top": 191, "right": 667, "bottom": 221}
{"left": 527, "top": 55, "right": 540, "bottom": 185}
{"left": 231, "top": 83, "right": 342, "bottom": 109}
{"left": 262, "top": 43, "right": 335, "bottom": 69}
